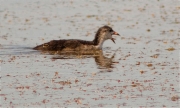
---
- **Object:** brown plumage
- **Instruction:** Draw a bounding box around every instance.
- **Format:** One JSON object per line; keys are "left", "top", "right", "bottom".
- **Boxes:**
{"left": 33, "top": 25, "right": 119, "bottom": 51}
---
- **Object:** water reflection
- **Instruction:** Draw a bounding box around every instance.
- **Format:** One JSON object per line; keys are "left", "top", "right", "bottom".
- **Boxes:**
{"left": 0, "top": 45, "right": 117, "bottom": 69}
{"left": 41, "top": 50, "right": 116, "bottom": 69}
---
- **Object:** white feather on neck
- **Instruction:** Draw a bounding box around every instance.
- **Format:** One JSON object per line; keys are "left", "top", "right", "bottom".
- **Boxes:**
{"left": 95, "top": 37, "right": 106, "bottom": 49}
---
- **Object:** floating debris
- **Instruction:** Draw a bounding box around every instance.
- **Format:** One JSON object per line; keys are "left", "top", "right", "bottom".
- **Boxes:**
{"left": 166, "top": 47, "right": 175, "bottom": 51}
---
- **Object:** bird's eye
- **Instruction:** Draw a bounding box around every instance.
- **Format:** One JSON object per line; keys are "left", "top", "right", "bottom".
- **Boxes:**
{"left": 109, "top": 29, "right": 113, "bottom": 32}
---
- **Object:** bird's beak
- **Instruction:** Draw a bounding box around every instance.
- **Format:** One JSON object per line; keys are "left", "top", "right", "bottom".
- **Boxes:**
{"left": 111, "top": 31, "right": 120, "bottom": 43}
{"left": 112, "top": 31, "right": 120, "bottom": 36}
{"left": 111, "top": 38, "right": 116, "bottom": 43}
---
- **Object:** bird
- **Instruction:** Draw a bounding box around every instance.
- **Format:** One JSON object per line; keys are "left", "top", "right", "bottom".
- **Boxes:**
{"left": 33, "top": 25, "right": 119, "bottom": 51}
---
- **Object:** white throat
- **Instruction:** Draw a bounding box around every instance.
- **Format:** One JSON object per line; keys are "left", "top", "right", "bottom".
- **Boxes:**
{"left": 95, "top": 38, "right": 106, "bottom": 49}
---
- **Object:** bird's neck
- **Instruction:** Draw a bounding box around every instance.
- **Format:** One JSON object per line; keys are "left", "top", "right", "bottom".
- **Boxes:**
{"left": 93, "top": 34, "right": 106, "bottom": 49}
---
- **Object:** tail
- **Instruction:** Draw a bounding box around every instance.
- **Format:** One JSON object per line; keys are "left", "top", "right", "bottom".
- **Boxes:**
{"left": 33, "top": 42, "right": 51, "bottom": 50}
{"left": 33, "top": 40, "right": 64, "bottom": 51}
{"left": 33, "top": 44, "right": 43, "bottom": 50}
{"left": 33, "top": 40, "right": 57, "bottom": 51}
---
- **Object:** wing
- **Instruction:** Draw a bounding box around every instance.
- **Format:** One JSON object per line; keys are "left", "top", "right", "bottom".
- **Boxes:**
{"left": 63, "top": 40, "right": 81, "bottom": 49}
{"left": 63, "top": 40, "right": 94, "bottom": 49}
{"left": 33, "top": 40, "right": 65, "bottom": 51}
{"left": 33, "top": 39, "right": 83, "bottom": 51}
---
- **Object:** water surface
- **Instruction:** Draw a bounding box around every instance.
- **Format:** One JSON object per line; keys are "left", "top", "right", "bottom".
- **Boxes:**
{"left": 0, "top": 0, "right": 179, "bottom": 107}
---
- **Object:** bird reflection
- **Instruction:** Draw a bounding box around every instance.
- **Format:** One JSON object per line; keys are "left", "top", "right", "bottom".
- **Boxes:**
{"left": 94, "top": 51, "right": 115, "bottom": 69}
{"left": 40, "top": 50, "right": 117, "bottom": 69}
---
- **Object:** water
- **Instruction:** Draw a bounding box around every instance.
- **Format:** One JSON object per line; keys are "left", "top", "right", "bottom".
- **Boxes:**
{"left": 0, "top": 0, "right": 179, "bottom": 107}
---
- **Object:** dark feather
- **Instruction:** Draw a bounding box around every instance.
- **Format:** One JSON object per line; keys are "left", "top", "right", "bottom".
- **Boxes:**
{"left": 33, "top": 39, "right": 94, "bottom": 51}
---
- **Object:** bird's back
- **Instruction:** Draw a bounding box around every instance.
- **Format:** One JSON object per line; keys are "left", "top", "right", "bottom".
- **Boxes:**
{"left": 33, "top": 39, "right": 94, "bottom": 51}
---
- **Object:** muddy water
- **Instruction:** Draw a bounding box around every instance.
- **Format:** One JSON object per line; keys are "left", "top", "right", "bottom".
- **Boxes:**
{"left": 0, "top": 0, "right": 179, "bottom": 107}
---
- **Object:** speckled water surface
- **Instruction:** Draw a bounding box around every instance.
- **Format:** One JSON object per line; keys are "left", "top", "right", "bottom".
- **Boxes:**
{"left": 0, "top": 0, "right": 180, "bottom": 107}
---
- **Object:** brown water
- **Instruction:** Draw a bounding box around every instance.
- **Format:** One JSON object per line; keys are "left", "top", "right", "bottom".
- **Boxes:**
{"left": 0, "top": 0, "right": 180, "bottom": 107}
